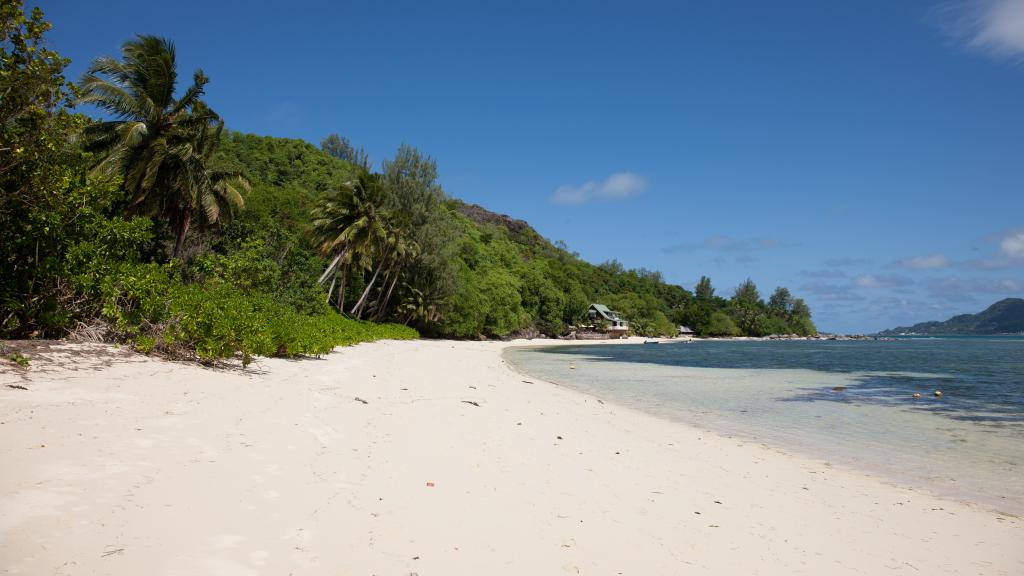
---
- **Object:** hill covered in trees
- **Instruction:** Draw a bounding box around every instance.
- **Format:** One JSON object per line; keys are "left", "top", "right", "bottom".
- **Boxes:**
{"left": 209, "top": 130, "right": 816, "bottom": 340}
{"left": 878, "top": 299, "right": 1024, "bottom": 336}
{"left": 0, "top": 3, "right": 815, "bottom": 364}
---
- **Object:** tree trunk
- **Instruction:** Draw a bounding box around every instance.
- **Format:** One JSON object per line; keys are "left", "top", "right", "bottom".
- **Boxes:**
{"left": 375, "top": 266, "right": 401, "bottom": 321}
{"left": 325, "top": 273, "right": 337, "bottom": 304}
{"left": 337, "top": 266, "right": 347, "bottom": 313}
{"left": 370, "top": 267, "right": 394, "bottom": 320}
{"left": 318, "top": 248, "right": 348, "bottom": 285}
{"left": 350, "top": 248, "right": 390, "bottom": 318}
{"left": 173, "top": 210, "right": 191, "bottom": 258}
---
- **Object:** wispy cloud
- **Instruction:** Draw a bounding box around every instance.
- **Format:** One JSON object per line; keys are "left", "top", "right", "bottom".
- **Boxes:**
{"left": 937, "top": 0, "right": 1024, "bottom": 58}
{"left": 823, "top": 257, "right": 872, "bottom": 267}
{"left": 960, "top": 229, "right": 1024, "bottom": 269}
{"left": 924, "top": 275, "right": 1023, "bottom": 301}
{"left": 1000, "top": 229, "right": 1024, "bottom": 257}
{"left": 860, "top": 297, "right": 952, "bottom": 323}
{"left": 800, "top": 269, "right": 848, "bottom": 279}
{"left": 663, "top": 235, "right": 788, "bottom": 254}
{"left": 894, "top": 254, "right": 949, "bottom": 270}
{"left": 854, "top": 274, "right": 915, "bottom": 289}
{"left": 799, "top": 281, "right": 865, "bottom": 301}
{"left": 550, "top": 172, "right": 648, "bottom": 205}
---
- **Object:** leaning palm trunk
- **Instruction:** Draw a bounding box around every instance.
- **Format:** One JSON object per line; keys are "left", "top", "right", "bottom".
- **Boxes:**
{"left": 325, "top": 273, "right": 337, "bottom": 304}
{"left": 337, "top": 266, "right": 347, "bottom": 313}
{"left": 350, "top": 248, "right": 391, "bottom": 318}
{"left": 375, "top": 266, "right": 402, "bottom": 321}
{"left": 369, "top": 266, "right": 394, "bottom": 320}
{"left": 317, "top": 248, "right": 348, "bottom": 285}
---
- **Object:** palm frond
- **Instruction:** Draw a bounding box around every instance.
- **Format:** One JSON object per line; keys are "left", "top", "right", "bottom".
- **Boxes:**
{"left": 77, "top": 75, "right": 148, "bottom": 119}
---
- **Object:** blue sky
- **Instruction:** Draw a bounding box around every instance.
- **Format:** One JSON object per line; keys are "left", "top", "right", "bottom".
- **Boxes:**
{"left": 43, "top": 0, "right": 1024, "bottom": 333}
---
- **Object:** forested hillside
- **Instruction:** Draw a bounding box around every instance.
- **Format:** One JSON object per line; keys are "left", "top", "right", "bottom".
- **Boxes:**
{"left": 878, "top": 298, "right": 1024, "bottom": 335}
{"left": 209, "top": 131, "right": 816, "bottom": 339}
{"left": 0, "top": 3, "right": 815, "bottom": 366}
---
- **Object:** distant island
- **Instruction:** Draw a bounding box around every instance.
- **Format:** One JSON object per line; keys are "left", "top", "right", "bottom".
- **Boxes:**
{"left": 877, "top": 298, "right": 1024, "bottom": 336}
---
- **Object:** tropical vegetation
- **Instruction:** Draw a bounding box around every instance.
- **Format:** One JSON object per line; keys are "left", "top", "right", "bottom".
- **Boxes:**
{"left": 0, "top": 2, "right": 815, "bottom": 364}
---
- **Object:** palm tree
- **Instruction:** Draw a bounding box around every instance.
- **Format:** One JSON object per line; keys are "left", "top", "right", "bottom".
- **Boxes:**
{"left": 312, "top": 173, "right": 391, "bottom": 314}
{"left": 78, "top": 35, "right": 225, "bottom": 256}
{"left": 173, "top": 119, "right": 248, "bottom": 253}
{"left": 398, "top": 285, "right": 444, "bottom": 326}
{"left": 369, "top": 229, "right": 420, "bottom": 321}
{"left": 351, "top": 225, "right": 420, "bottom": 319}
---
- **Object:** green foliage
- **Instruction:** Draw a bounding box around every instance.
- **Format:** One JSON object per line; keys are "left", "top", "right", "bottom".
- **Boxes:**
{"left": 216, "top": 131, "right": 357, "bottom": 204}
{"left": 78, "top": 35, "right": 243, "bottom": 257}
{"left": 95, "top": 262, "right": 416, "bottom": 365}
{"left": 1, "top": 0, "right": 76, "bottom": 201}
{"left": 422, "top": 205, "right": 696, "bottom": 338}
{"left": 768, "top": 286, "right": 793, "bottom": 315}
{"left": 321, "top": 133, "right": 370, "bottom": 171}
{"left": 695, "top": 276, "right": 714, "bottom": 300}
{"left": 1, "top": 13, "right": 416, "bottom": 361}
{"left": 6, "top": 352, "right": 29, "bottom": 367}
{"left": 704, "top": 311, "right": 741, "bottom": 336}
{"left": 603, "top": 292, "right": 676, "bottom": 337}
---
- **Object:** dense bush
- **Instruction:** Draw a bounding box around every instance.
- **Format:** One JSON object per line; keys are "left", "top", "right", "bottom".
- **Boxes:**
{"left": 0, "top": 3, "right": 416, "bottom": 364}
{"left": 95, "top": 262, "right": 416, "bottom": 365}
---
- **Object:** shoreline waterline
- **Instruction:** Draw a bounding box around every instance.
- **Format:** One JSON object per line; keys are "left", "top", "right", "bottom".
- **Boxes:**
{"left": 503, "top": 338, "right": 1024, "bottom": 516}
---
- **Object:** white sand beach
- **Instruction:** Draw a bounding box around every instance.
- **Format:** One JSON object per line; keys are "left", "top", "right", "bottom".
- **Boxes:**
{"left": 1, "top": 339, "right": 1021, "bottom": 575}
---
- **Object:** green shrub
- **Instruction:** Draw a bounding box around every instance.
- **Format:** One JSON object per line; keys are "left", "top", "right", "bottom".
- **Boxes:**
{"left": 704, "top": 311, "right": 741, "bottom": 336}
{"left": 95, "top": 263, "right": 416, "bottom": 365}
{"left": 6, "top": 353, "right": 30, "bottom": 367}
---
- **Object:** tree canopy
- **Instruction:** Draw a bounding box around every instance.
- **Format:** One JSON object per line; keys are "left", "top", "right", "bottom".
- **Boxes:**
{"left": 1, "top": 4, "right": 816, "bottom": 357}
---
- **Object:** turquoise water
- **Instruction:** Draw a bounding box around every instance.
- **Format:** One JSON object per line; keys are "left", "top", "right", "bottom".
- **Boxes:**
{"left": 505, "top": 338, "right": 1024, "bottom": 514}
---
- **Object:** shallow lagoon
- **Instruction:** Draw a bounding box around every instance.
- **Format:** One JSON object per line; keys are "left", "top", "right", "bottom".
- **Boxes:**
{"left": 505, "top": 338, "right": 1024, "bottom": 514}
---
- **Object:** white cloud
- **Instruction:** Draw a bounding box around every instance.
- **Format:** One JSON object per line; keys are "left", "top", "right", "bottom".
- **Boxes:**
{"left": 854, "top": 275, "right": 881, "bottom": 288}
{"left": 854, "top": 274, "right": 914, "bottom": 289}
{"left": 940, "top": 0, "right": 1024, "bottom": 57}
{"left": 972, "top": 0, "right": 1024, "bottom": 55}
{"left": 550, "top": 172, "right": 648, "bottom": 205}
{"left": 1000, "top": 230, "right": 1024, "bottom": 258}
{"left": 824, "top": 257, "right": 872, "bottom": 267}
{"left": 800, "top": 281, "right": 864, "bottom": 301}
{"left": 800, "top": 269, "right": 849, "bottom": 279}
{"left": 896, "top": 254, "right": 950, "bottom": 269}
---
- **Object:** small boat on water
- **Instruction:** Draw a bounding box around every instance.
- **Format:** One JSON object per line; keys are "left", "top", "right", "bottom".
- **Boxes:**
{"left": 644, "top": 340, "right": 659, "bottom": 344}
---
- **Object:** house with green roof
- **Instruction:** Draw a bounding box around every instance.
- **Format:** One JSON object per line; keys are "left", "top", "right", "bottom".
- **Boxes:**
{"left": 587, "top": 303, "right": 629, "bottom": 338}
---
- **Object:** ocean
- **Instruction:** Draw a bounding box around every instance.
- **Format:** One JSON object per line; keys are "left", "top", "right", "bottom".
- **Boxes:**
{"left": 504, "top": 337, "right": 1024, "bottom": 514}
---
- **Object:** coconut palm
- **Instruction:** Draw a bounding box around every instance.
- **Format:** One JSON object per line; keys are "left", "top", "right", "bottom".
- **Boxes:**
{"left": 167, "top": 119, "right": 248, "bottom": 254}
{"left": 369, "top": 230, "right": 420, "bottom": 321}
{"left": 312, "top": 173, "right": 391, "bottom": 313}
{"left": 353, "top": 226, "right": 419, "bottom": 320}
{"left": 398, "top": 285, "right": 444, "bottom": 326}
{"left": 78, "top": 35, "right": 226, "bottom": 256}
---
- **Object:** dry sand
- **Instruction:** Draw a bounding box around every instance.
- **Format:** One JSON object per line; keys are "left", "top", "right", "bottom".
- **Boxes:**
{"left": 1, "top": 338, "right": 1021, "bottom": 575}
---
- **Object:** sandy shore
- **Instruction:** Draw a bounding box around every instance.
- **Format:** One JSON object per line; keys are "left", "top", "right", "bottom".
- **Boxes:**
{"left": 1, "top": 339, "right": 1021, "bottom": 575}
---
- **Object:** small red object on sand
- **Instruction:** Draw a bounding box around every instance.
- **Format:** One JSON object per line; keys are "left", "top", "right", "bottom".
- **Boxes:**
{"left": 426, "top": 482, "right": 435, "bottom": 487}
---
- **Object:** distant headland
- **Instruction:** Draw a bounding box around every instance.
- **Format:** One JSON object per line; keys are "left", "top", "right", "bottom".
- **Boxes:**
{"left": 877, "top": 298, "right": 1024, "bottom": 336}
